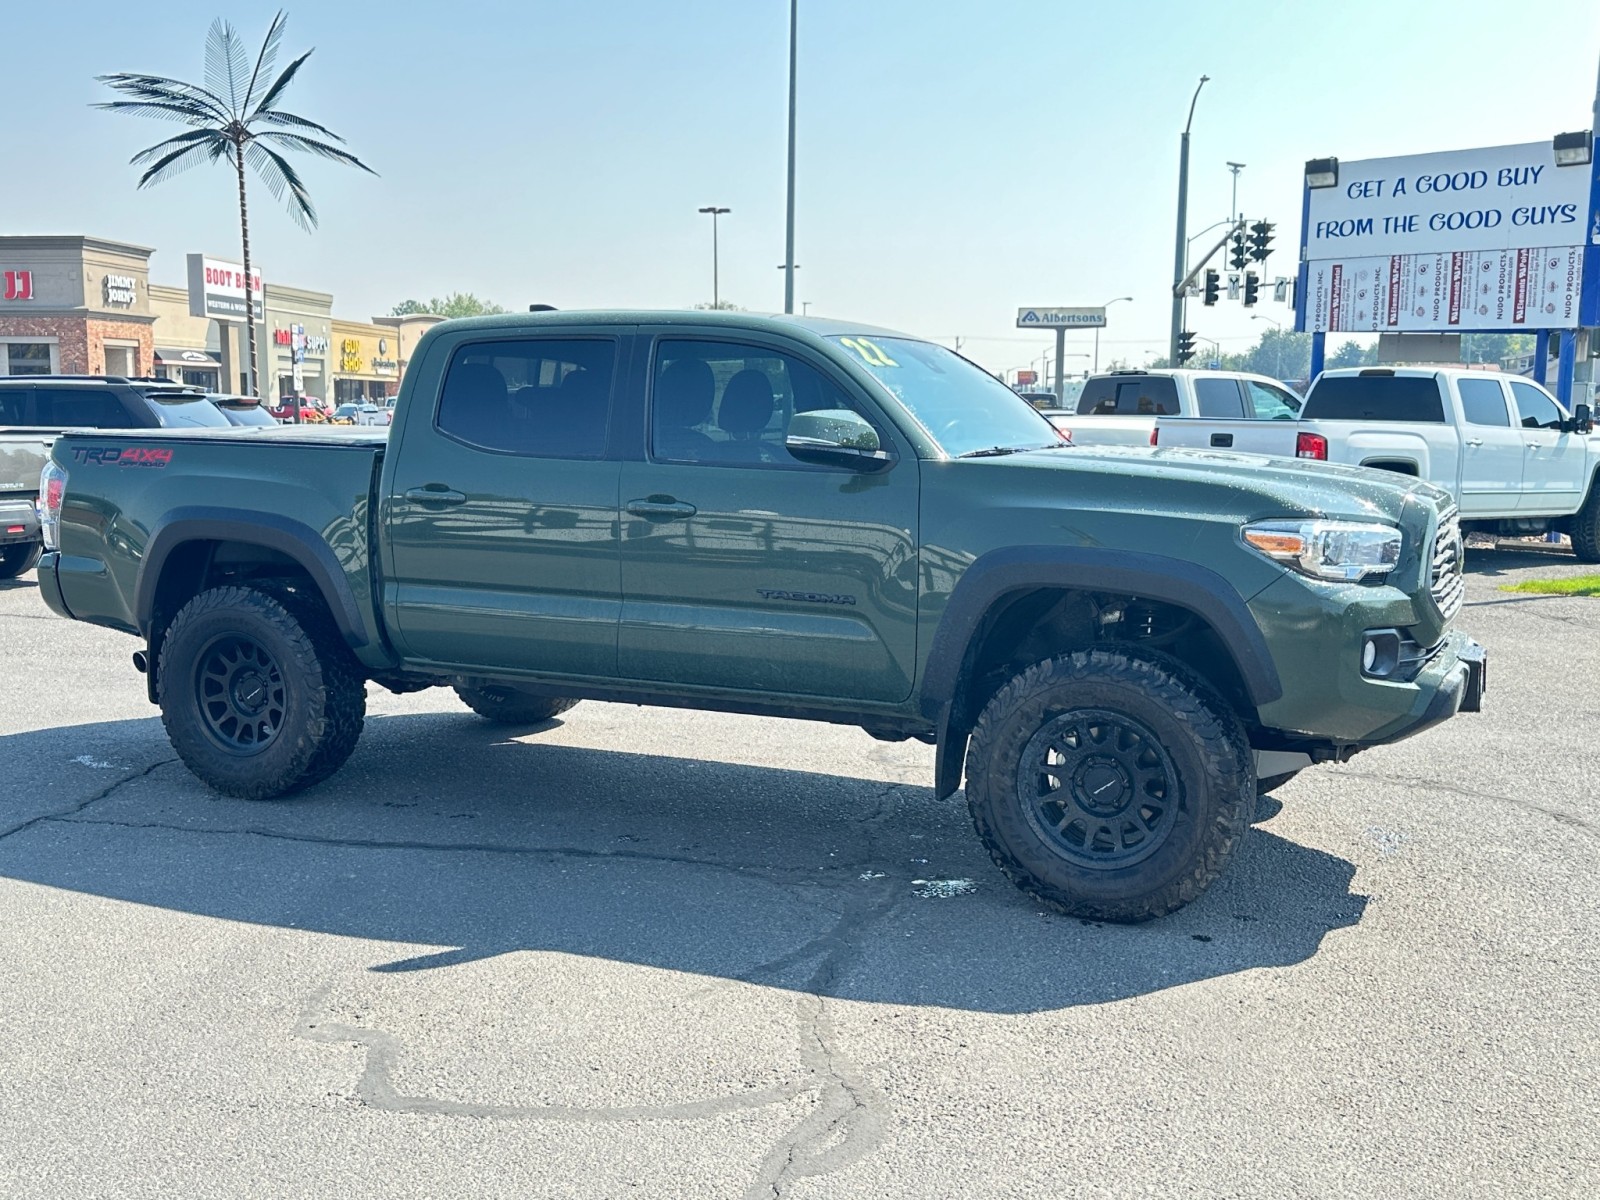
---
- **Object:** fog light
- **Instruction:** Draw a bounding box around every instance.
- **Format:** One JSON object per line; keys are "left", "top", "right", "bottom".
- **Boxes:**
{"left": 1362, "top": 629, "right": 1403, "bottom": 678}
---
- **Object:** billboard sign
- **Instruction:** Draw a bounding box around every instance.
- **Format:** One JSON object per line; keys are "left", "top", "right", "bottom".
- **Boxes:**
{"left": 1016, "top": 306, "right": 1107, "bottom": 329}
{"left": 1306, "top": 246, "right": 1585, "bottom": 333}
{"left": 1302, "top": 140, "right": 1597, "bottom": 333}
{"left": 186, "top": 254, "right": 263, "bottom": 321}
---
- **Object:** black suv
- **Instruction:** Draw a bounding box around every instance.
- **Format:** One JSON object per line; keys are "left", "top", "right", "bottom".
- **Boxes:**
{"left": 0, "top": 376, "right": 235, "bottom": 430}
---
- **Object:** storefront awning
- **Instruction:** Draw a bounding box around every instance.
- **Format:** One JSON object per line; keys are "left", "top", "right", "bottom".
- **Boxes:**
{"left": 155, "top": 347, "right": 221, "bottom": 368}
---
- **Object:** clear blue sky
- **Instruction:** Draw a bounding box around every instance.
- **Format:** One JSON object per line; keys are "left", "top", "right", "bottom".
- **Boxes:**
{"left": 4, "top": 0, "right": 1598, "bottom": 377}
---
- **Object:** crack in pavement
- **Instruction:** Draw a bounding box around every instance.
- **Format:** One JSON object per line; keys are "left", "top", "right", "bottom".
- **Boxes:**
{"left": 50, "top": 812, "right": 887, "bottom": 889}
{"left": 743, "top": 781, "right": 904, "bottom": 1200}
{"left": 1336, "top": 767, "right": 1598, "bottom": 843}
{"left": 0, "top": 758, "right": 179, "bottom": 843}
{"left": 294, "top": 983, "right": 806, "bottom": 1123}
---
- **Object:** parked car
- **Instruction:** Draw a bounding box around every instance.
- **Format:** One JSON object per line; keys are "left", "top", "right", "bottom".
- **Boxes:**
{"left": 0, "top": 375, "right": 233, "bottom": 577}
{"left": 1151, "top": 367, "right": 1600, "bottom": 556}
{"left": 208, "top": 395, "right": 279, "bottom": 427}
{"left": 1050, "top": 369, "right": 1303, "bottom": 448}
{"left": 34, "top": 309, "right": 1483, "bottom": 921}
{"left": 268, "top": 399, "right": 326, "bottom": 423}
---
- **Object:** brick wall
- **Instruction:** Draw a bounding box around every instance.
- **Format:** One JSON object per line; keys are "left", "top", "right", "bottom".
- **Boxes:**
{"left": 86, "top": 318, "right": 154, "bottom": 376}
{"left": 0, "top": 315, "right": 89, "bottom": 372}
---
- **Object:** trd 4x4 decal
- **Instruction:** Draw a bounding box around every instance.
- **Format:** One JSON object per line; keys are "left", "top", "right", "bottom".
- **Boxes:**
{"left": 70, "top": 446, "right": 174, "bottom": 467}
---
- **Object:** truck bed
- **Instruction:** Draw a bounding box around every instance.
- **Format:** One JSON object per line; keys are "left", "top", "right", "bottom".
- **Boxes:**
{"left": 50, "top": 427, "right": 388, "bottom": 655}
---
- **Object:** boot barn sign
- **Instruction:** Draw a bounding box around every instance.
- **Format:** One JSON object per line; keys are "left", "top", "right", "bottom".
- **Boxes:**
{"left": 185, "top": 253, "right": 265, "bottom": 322}
{"left": 1299, "top": 139, "right": 1600, "bottom": 333}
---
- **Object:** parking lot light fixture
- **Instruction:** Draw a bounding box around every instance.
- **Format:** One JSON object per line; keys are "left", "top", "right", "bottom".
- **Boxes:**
{"left": 1304, "top": 157, "right": 1339, "bottom": 189}
{"left": 698, "top": 205, "right": 731, "bottom": 308}
{"left": 1552, "top": 130, "right": 1593, "bottom": 167}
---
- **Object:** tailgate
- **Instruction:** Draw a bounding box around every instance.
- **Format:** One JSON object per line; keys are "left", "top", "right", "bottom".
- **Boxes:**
{"left": 1154, "top": 417, "right": 1300, "bottom": 456}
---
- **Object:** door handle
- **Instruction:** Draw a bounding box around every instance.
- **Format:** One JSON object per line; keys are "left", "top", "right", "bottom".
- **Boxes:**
{"left": 1210, "top": 433, "right": 1234, "bottom": 448}
{"left": 404, "top": 485, "right": 467, "bottom": 505}
{"left": 1463, "top": 438, "right": 1484, "bottom": 447}
{"left": 626, "top": 497, "right": 697, "bottom": 521}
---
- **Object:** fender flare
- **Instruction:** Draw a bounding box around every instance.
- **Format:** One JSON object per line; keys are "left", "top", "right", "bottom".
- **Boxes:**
{"left": 134, "top": 507, "right": 370, "bottom": 649}
{"left": 920, "top": 546, "right": 1282, "bottom": 798}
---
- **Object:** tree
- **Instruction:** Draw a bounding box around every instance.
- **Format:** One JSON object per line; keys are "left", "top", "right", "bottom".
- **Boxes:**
{"left": 389, "top": 293, "right": 508, "bottom": 319}
{"left": 96, "top": 11, "right": 375, "bottom": 406}
{"left": 1326, "top": 339, "right": 1379, "bottom": 369}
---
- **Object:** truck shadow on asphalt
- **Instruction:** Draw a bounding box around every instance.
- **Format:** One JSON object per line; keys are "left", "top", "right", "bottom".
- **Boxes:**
{"left": 0, "top": 711, "right": 1368, "bottom": 1015}
{"left": 1464, "top": 546, "right": 1579, "bottom": 577}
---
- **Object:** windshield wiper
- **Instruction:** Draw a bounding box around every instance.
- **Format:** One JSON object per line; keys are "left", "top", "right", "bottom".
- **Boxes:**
{"left": 957, "top": 445, "right": 1030, "bottom": 458}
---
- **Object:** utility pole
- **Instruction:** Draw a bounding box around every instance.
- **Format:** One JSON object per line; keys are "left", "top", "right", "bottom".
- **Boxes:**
{"left": 1170, "top": 75, "right": 1210, "bottom": 365}
{"left": 783, "top": 0, "right": 799, "bottom": 314}
{"left": 1226, "top": 161, "right": 1245, "bottom": 221}
{"left": 698, "top": 206, "right": 730, "bottom": 308}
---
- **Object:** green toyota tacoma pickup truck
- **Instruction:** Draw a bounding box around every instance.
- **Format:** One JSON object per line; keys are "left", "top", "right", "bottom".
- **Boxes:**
{"left": 36, "top": 311, "right": 1485, "bottom": 920}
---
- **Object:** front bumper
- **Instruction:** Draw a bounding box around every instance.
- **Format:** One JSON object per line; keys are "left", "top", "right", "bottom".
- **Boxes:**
{"left": 0, "top": 498, "right": 39, "bottom": 546}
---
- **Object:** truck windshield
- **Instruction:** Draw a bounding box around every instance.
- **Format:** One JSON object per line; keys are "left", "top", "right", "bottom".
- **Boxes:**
{"left": 1303, "top": 376, "right": 1445, "bottom": 423}
{"left": 145, "top": 390, "right": 234, "bottom": 429}
{"left": 828, "top": 335, "right": 1059, "bottom": 458}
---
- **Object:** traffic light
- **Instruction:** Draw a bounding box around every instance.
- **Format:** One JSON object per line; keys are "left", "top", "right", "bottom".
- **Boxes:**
{"left": 1176, "top": 331, "right": 1197, "bottom": 364}
{"left": 1249, "top": 220, "right": 1275, "bottom": 263}
{"left": 1229, "top": 231, "right": 1250, "bottom": 271}
{"left": 1202, "top": 269, "right": 1220, "bottom": 307}
{"left": 1242, "top": 272, "right": 1260, "bottom": 307}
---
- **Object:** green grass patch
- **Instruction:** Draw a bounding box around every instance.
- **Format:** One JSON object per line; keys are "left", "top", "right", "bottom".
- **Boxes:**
{"left": 1501, "top": 576, "right": 1600, "bottom": 596}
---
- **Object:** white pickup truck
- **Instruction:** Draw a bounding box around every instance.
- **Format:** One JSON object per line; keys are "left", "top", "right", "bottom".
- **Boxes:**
{"left": 1046, "top": 369, "right": 1303, "bottom": 449}
{"left": 1152, "top": 367, "right": 1600, "bottom": 558}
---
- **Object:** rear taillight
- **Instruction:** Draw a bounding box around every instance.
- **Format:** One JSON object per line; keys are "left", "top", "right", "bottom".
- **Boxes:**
{"left": 1295, "top": 432, "right": 1328, "bottom": 460}
{"left": 39, "top": 461, "right": 67, "bottom": 551}
{"left": 1150, "top": 427, "right": 1160, "bottom": 446}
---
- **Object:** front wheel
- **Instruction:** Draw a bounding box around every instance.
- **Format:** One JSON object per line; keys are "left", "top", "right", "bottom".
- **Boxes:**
{"left": 157, "top": 586, "right": 366, "bottom": 799}
{"left": 1571, "top": 485, "right": 1600, "bottom": 563}
{"left": 965, "top": 649, "right": 1253, "bottom": 922}
{"left": 454, "top": 684, "right": 577, "bottom": 725}
{"left": 0, "top": 542, "right": 42, "bottom": 579}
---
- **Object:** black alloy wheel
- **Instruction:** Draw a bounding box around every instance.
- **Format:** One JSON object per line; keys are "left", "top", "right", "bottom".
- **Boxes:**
{"left": 194, "top": 633, "right": 287, "bottom": 755}
{"left": 1017, "top": 708, "right": 1180, "bottom": 870}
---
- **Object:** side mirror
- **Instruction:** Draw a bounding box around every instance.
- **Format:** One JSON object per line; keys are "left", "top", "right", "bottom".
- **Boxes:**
{"left": 1572, "top": 403, "right": 1594, "bottom": 435}
{"left": 785, "top": 409, "right": 892, "bottom": 470}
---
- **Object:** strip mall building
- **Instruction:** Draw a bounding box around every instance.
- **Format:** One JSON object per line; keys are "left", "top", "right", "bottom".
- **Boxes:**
{"left": 0, "top": 234, "right": 441, "bottom": 401}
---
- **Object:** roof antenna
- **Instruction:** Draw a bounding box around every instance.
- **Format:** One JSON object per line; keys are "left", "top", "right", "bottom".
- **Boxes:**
{"left": 528, "top": 304, "right": 557, "bottom": 312}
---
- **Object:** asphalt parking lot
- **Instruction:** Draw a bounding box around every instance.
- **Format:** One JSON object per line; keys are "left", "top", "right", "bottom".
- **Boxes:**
{"left": 1, "top": 548, "right": 1596, "bottom": 1199}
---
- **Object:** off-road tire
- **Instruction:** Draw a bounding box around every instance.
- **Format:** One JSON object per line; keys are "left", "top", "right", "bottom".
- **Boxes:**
{"left": 453, "top": 684, "right": 577, "bottom": 725}
{"left": 965, "top": 648, "right": 1253, "bottom": 922}
{"left": 0, "top": 542, "right": 42, "bottom": 579}
{"left": 1257, "top": 770, "right": 1301, "bottom": 795}
{"left": 157, "top": 586, "right": 366, "bottom": 799}
{"left": 1571, "top": 482, "right": 1600, "bottom": 563}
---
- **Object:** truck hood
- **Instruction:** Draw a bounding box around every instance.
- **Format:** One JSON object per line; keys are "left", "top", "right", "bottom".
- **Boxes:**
{"left": 1004, "top": 443, "right": 1451, "bottom": 525}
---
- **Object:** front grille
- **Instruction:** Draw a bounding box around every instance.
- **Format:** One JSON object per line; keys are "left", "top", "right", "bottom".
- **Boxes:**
{"left": 1430, "top": 509, "right": 1464, "bottom": 620}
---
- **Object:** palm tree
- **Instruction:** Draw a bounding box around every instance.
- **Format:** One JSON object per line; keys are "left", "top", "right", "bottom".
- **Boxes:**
{"left": 95, "top": 11, "right": 375, "bottom": 403}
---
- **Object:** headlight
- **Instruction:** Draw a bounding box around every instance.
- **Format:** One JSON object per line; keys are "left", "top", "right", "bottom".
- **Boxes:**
{"left": 1242, "top": 519, "right": 1401, "bottom": 582}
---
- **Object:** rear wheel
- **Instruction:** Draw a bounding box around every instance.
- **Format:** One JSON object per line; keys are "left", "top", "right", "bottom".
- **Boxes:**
{"left": 0, "top": 542, "right": 42, "bottom": 579}
{"left": 965, "top": 649, "right": 1253, "bottom": 922}
{"left": 454, "top": 684, "right": 577, "bottom": 725}
{"left": 157, "top": 586, "right": 366, "bottom": 799}
{"left": 1571, "top": 484, "right": 1600, "bottom": 563}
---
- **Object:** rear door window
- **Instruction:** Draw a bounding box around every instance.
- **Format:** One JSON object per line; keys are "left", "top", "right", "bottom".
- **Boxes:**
{"left": 1456, "top": 378, "right": 1512, "bottom": 427}
{"left": 32, "top": 388, "right": 142, "bottom": 428}
{"left": 1302, "top": 376, "right": 1446, "bottom": 422}
{"left": 143, "top": 390, "right": 233, "bottom": 428}
{"left": 0, "top": 387, "right": 33, "bottom": 425}
{"left": 1192, "top": 378, "right": 1245, "bottom": 418}
{"left": 436, "top": 337, "right": 617, "bottom": 458}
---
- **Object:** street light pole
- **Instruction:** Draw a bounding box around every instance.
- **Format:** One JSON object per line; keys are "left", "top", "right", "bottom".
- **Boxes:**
{"left": 698, "top": 205, "right": 730, "bottom": 308}
{"left": 1096, "top": 295, "right": 1133, "bottom": 372}
{"left": 783, "top": 0, "right": 799, "bottom": 315}
{"left": 1170, "top": 75, "right": 1210, "bottom": 366}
